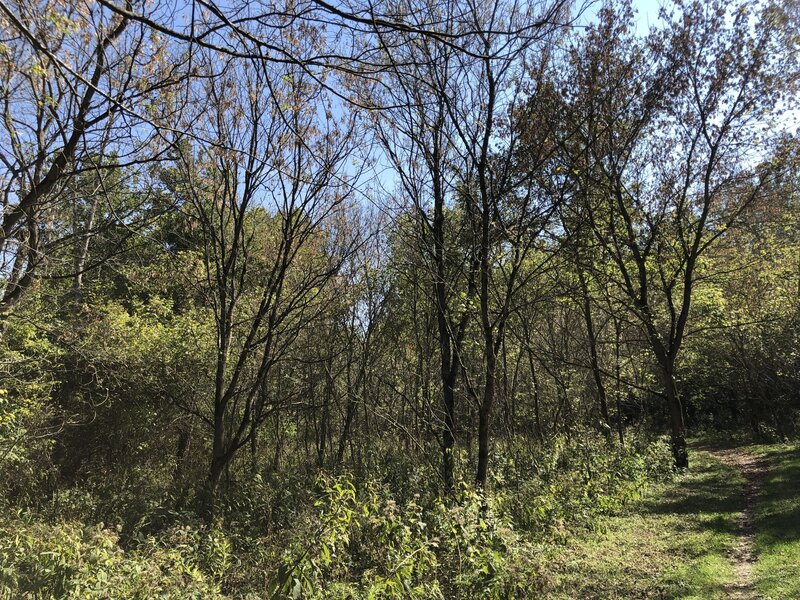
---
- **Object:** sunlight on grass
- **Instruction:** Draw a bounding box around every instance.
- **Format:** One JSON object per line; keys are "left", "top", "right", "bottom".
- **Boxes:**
{"left": 543, "top": 450, "right": 743, "bottom": 599}
{"left": 542, "top": 442, "right": 800, "bottom": 599}
{"left": 749, "top": 443, "right": 800, "bottom": 600}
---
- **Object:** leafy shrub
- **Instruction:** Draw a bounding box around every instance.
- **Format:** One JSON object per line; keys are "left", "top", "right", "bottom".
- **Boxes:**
{"left": 0, "top": 310, "right": 60, "bottom": 505}
{"left": 0, "top": 510, "right": 225, "bottom": 599}
{"left": 0, "top": 422, "right": 673, "bottom": 598}
{"left": 266, "top": 474, "right": 538, "bottom": 599}
{"left": 430, "top": 488, "right": 540, "bottom": 599}
{"left": 499, "top": 432, "right": 674, "bottom": 535}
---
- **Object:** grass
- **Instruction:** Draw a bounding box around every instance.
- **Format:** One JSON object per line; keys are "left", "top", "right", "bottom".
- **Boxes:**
{"left": 541, "top": 440, "right": 800, "bottom": 599}
{"left": 748, "top": 442, "right": 800, "bottom": 600}
{"left": 541, "top": 447, "right": 746, "bottom": 599}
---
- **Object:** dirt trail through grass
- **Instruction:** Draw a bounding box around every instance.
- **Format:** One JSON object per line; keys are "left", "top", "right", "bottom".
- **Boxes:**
{"left": 707, "top": 448, "right": 765, "bottom": 600}
{"left": 544, "top": 442, "right": 800, "bottom": 599}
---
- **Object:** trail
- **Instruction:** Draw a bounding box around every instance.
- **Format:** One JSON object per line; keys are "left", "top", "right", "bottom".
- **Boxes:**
{"left": 707, "top": 447, "right": 765, "bottom": 600}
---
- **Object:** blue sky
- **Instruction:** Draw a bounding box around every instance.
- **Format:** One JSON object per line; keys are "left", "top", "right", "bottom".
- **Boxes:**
{"left": 632, "top": 0, "right": 664, "bottom": 32}
{"left": 579, "top": 0, "right": 665, "bottom": 34}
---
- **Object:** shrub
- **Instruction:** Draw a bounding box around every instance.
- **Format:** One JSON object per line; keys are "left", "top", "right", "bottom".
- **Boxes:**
{"left": 0, "top": 510, "right": 225, "bottom": 599}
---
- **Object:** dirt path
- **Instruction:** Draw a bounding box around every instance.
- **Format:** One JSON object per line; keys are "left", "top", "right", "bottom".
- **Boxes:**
{"left": 708, "top": 448, "right": 766, "bottom": 600}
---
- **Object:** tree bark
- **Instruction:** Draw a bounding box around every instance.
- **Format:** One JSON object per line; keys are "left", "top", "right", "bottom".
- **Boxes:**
{"left": 663, "top": 364, "right": 688, "bottom": 468}
{"left": 475, "top": 363, "right": 496, "bottom": 487}
{"left": 578, "top": 270, "right": 611, "bottom": 437}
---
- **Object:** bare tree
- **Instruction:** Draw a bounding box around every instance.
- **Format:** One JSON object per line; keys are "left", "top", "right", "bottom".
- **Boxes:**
{"left": 556, "top": 0, "right": 798, "bottom": 467}
{"left": 0, "top": 0, "right": 183, "bottom": 310}
{"left": 164, "top": 43, "right": 361, "bottom": 514}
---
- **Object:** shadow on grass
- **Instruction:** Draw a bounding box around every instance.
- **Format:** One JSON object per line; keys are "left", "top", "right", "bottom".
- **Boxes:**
{"left": 741, "top": 444, "right": 800, "bottom": 547}
{"left": 752, "top": 444, "right": 800, "bottom": 596}
{"left": 547, "top": 444, "right": 800, "bottom": 599}
{"left": 669, "top": 443, "right": 800, "bottom": 599}
{"left": 642, "top": 456, "right": 741, "bottom": 532}
{"left": 637, "top": 451, "right": 745, "bottom": 599}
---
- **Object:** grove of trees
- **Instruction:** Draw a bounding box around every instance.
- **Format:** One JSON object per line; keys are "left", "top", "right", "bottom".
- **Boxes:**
{"left": 0, "top": 0, "right": 798, "bottom": 596}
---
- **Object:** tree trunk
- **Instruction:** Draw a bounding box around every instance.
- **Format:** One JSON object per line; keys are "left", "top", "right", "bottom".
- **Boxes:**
{"left": 532, "top": 365, "right": 543, "bottom": 442}
{"left": 250, "top": 428, "right": 259, "bottom": 474}
{"left": 71, "top": 192, "right": 99, "bottom": 303}
{"left": 336, "top": 395, "right": 357, "bottom": 467}
{"left": 205, "top": 451, "right": 226, "bottom": 522}
{"left": 173, "top": 421, "right": 192, "bottom": 485}
{"left": 663, "top": 367, "right": 688, "bottom": 469}
{"left": 205, "top": 393, "right": 228, "bottom": 520}
{"left": 272, "top": 411, "right": 282, "bottom": 472}
{"left": 317, "top": 365, "right": 333, "bottom": 469}
{"left": 442, "top": 371, "right": 457, "bottom": 493}
{"left": 475, "top": 357, "right": 496, "bottom": 487}
{"left": 613, "top": 317, "right": 624, "bottom": 446}
{"left": 578, "top": 270, "right": 611, "bottom": 437}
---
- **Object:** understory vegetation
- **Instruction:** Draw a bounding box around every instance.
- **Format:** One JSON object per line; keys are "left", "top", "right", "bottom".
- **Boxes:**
{"left": 0, "top": 432, "right": 672, "bottom": 598}
{"left": 0, "top": 0, "right": 798, "bottom": 596}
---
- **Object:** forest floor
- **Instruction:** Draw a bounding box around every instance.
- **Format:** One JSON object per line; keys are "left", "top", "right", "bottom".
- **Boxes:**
{"left": 541, "top": 439, "right": 800, "bottom": 599}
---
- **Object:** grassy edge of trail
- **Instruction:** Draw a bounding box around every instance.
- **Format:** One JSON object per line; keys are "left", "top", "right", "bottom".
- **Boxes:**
{"left": 541, "top": 447, "right": 745, "bottom": 599}
{"left": 748, "top": 442, "right": 800, "bottom": 600}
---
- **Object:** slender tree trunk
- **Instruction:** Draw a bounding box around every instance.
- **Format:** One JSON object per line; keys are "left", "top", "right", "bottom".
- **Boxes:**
{"left": 317, "top": 363, "right": 333, "bottom": 469}
{"left": 476, "top": 353, "right": 497, "bottom": 487}
{"left": 272, "top": 411, "right": 282, "bottom": 472}
{"left": 578, "top": 270, "right": 611, "bottom": 437}
{"left": 173, "top": 421, "right": 192, "bottom": 484}
{"left": 336, "top": 345, "right": 356, "bottom": 466}
{"left": 206, "top": 451, "right": 226, "bottom": 522}
{"left": 205, "top": 390, "right": 228, "bottom": 519}
{"left": 336, "top": 392, "right": 357, "bottom": 466}
{"left": 531, "top": 364, "right": 543, "bottom": 442}
{"left": 71, "top": 192, "right": 99, "bottom": 302}
{"left": 522, "top": 321, "right": 545, "bottom": 443}
{"left": 442, "top": 365, "right": 457, "bottom": 492}
{"left": 613, "top": 318, "right": 624, "bottom": 446}
{"left": 437, "top": 272, "right": 461, "bottom": 491}
{"left": 250, "top": 430, "right": 258, "bottom": 473}
{"left": 433, "top": 180, "right": 464, "bottom": 494}
{"left": 475, "top": 174, "right": 494, "bottom": 488}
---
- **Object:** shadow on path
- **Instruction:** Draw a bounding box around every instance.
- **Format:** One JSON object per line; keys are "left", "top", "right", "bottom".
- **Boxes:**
{"left": 638, "top": 445, "right": 754, "bottom": 599}
{"left": 748, "top": 444, "right": 800, "bottom": 598}
{"left": 707, "top": 448, "right": 765, "bottom": 600}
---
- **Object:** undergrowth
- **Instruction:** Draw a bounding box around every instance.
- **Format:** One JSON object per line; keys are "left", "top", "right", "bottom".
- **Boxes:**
{"left": 0, "top": 432, "right": 674, "bottom": 598}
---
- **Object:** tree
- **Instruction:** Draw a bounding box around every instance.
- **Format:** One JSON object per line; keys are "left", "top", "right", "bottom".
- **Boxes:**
{"left": 554, "top": 0, "right": 798, "bottom": 466}
{"left": 0, "top": 0, "right": 182, "bottom": 311}
{"left": 162, "top": 45, "right": 361, "bottom": 514}
{"left": 363, "top": 0, "right": 570, "bottom": 489}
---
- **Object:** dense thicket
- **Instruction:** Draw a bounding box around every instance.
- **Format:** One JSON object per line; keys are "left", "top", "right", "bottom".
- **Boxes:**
{"left": 0, "top": 0, "right": 798, "bottom": 596}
